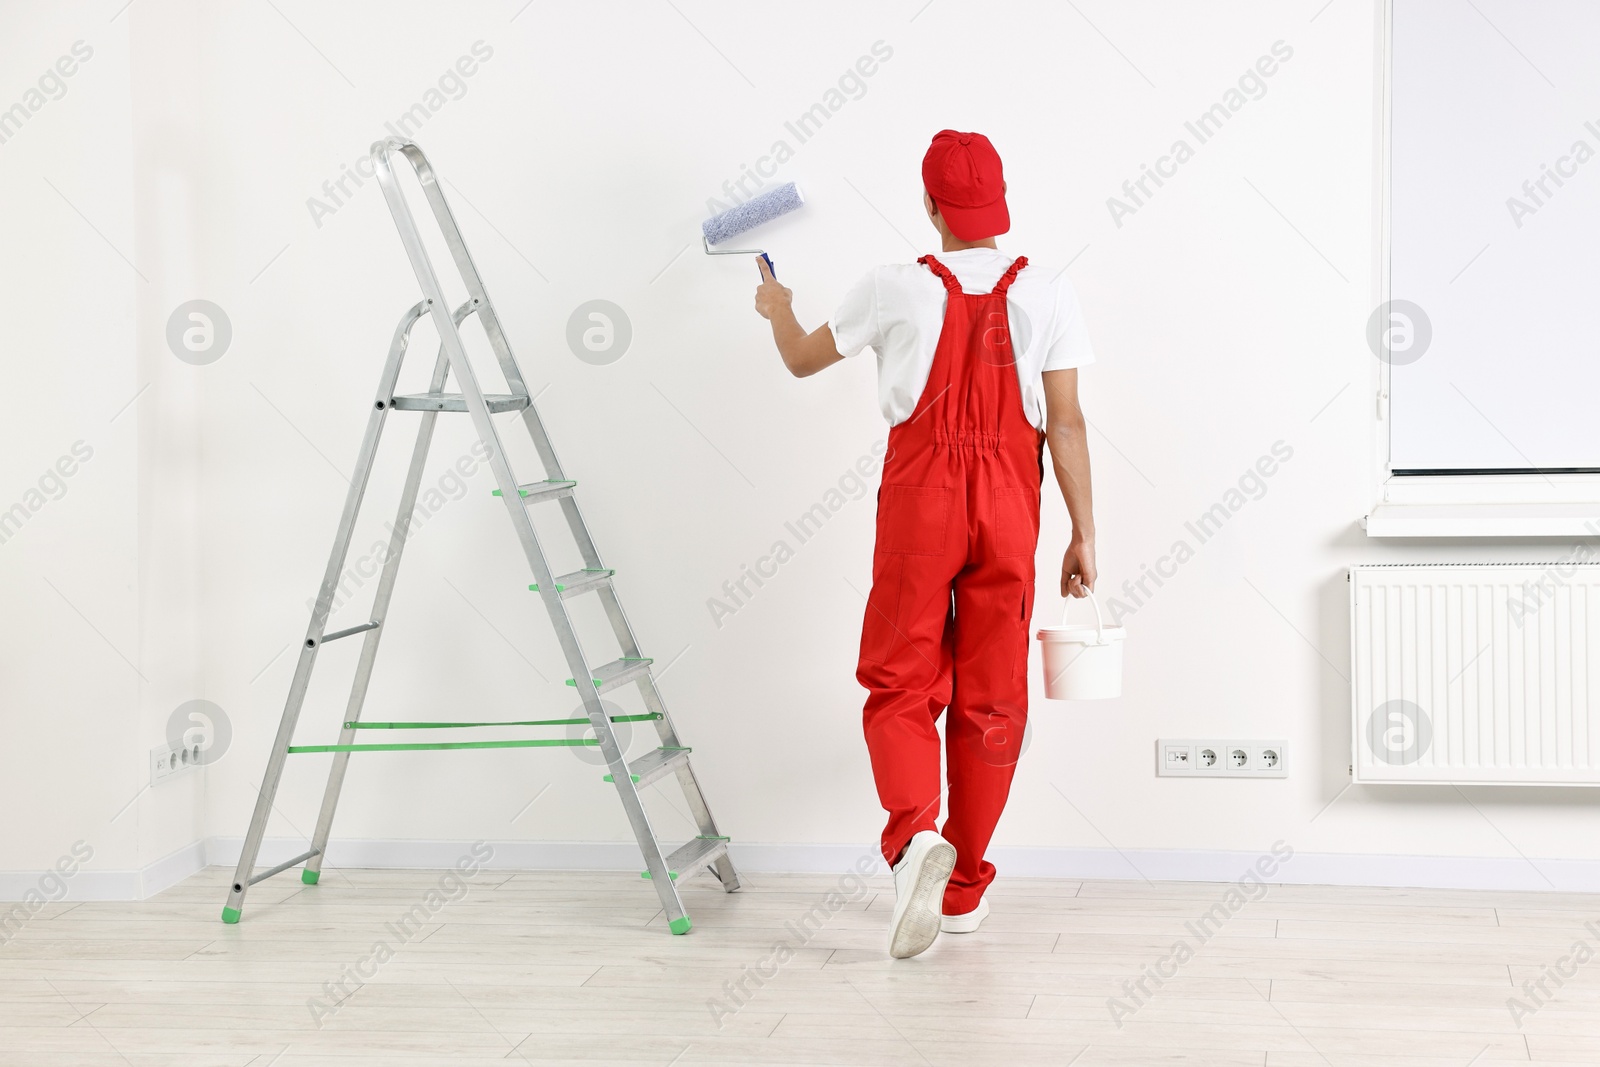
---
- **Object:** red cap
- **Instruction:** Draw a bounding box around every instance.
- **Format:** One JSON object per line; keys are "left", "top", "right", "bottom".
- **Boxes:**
{"left": 921, "top": 130, "right": 1008, "bottom": 241}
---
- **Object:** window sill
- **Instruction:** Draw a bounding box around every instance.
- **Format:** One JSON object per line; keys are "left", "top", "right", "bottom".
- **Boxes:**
{"left": 1363, "top": 502, "right": 1600, "bottom": 538}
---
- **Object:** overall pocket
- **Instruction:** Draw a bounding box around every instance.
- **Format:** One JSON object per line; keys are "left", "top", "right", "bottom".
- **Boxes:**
{"left": 876, "top": 485, "right": 953, "bottom": 556}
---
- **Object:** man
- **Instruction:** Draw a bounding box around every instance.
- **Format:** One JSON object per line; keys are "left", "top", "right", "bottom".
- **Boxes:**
{"left": 753, "top": 130, "right": 1097, "bottom": 959}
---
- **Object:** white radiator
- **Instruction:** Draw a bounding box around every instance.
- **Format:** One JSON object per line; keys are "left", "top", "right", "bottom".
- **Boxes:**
{"left": 1350, "top": 563, "right": 1600, "bottom": 785}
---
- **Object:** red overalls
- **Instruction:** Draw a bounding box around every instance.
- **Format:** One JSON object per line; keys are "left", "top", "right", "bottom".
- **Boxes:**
{"left": 858, "top": 254, "right": 1042, "bottom": 915}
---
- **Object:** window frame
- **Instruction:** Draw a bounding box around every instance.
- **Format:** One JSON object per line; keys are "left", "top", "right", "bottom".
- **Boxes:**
{"left": 1366, "top": 0, "right": 1600, "bottom": 537}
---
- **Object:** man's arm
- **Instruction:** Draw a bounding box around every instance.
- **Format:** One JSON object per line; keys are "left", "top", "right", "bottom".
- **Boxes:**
{"left": 753, "top": 257, "right": 845, "bottom": 378}
{"left": 1043, "top": 368, "right": 1097, "bottom": 598}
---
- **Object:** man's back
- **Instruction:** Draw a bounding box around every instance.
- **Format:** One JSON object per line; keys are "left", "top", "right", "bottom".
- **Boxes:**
{"left": 831, "top": 247, "right": 1095, "bottom": 429}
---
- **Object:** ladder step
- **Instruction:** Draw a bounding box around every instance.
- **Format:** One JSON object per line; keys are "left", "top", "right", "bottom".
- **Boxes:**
{"left": 567, "top": 657, "right": 652, "bottom": 694}
{"left": 530, "top": 568, "right": 613, "bottom": 599}
{"left": 657, "top": 835, "right": 730, "bottom": 880}
{"left": 606, "top": 746, "right": 691, "bottom": 787}
{"left": 391, "top": 392, "right": 529, "bottom": 414}
{"left": 492, "top": 480, "right": 576, "bottom": 504}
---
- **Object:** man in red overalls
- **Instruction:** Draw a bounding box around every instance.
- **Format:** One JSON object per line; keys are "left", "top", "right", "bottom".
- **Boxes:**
{"left": 755, "top": 131, "right": 1097, "bottom": 958}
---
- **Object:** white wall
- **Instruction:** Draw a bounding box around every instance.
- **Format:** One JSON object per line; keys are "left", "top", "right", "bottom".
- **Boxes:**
{"left": 5, "top": 0, "right": 1596, "bottom": 896}
{"left": 1, "top": 5, "right": 141, "bottom": 886}
{"left": 0, "top": 0, "right": 214, "bottom": 895}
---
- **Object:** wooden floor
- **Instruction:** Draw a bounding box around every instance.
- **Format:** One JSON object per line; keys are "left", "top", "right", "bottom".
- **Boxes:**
{"left": 3, "top": 864, "right": 1599, "bottom": 1065}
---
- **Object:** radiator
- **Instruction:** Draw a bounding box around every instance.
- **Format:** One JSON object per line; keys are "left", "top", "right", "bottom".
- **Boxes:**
{"left": 1350, "top": 563, "right": 1600, "bottom": 785}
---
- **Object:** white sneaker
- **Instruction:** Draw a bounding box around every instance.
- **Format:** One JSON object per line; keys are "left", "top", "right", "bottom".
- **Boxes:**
{"left": 941, "top": 896, "right": 990, "bottom": 933}
{"left": 887, "top": 830, "right": 957, "bottom": 959}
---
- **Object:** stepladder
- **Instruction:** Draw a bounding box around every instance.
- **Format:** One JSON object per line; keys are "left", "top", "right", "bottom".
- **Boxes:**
{"left": 222, "top": 139, "right": 738, "bottom": 934}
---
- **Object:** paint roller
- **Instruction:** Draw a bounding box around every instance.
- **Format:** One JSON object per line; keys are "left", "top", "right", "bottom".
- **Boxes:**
{"left": 701, "top": 181, "right": 805, "bottom": 277}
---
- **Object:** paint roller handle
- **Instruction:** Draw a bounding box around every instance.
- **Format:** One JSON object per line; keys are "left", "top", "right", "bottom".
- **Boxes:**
{"left": 758, "top": 253, "right": 776, "bottom": 279}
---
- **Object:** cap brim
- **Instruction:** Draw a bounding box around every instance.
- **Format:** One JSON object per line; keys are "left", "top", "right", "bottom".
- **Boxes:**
{"left": 941, "top": 196, "right": 1010, "bottom": 242}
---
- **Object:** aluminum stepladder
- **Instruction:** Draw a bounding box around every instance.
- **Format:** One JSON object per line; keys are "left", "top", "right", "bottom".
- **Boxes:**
{"left": 221, "top": 139, "right": 738, "bottom": 934}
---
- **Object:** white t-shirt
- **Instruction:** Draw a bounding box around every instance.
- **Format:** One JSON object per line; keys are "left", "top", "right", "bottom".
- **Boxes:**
{"left": 830, "top": 247, "right": 1094, "bottom": 430}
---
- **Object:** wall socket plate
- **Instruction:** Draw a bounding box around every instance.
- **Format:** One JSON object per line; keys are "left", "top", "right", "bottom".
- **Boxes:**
{"left": 1157, "top": 739, "right": 1288, "bottom": 778}
{"left": 150, "top": 739, "right": 202, "bottom": 784}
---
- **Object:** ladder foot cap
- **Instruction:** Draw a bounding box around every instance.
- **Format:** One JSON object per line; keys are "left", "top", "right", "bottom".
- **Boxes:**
{"left": 668, "top": 916, "right": 693, "bottom": 935}
{"left": 220, "top": 907, "right": 241, "bottom": 924}
{"left": 301, "top": 869, "right": 320, "bottom": 885}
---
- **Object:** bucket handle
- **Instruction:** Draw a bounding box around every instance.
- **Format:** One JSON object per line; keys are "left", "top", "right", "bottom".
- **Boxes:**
{"left": 1062, "top": 588, "right": 1112, "bottom": 645}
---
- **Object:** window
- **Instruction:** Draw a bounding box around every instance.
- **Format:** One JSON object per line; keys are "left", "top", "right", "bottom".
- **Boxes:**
{"left": 1369, "top": 0, "right": 1600, "bottom": 535}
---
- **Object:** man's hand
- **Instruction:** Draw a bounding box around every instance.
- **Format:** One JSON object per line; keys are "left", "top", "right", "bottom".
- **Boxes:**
{"left": 1062, "top": 538, "right": 1096, "bottom": 598}
{"left": 754, "top": 256, "right": 845, "bottom": 377}
{"left": 753, "top": 257, "right": 792, "bottom": 320}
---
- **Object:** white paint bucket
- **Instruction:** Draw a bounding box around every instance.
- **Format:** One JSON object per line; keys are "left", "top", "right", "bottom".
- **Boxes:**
{"left": 1035, "top": 590, "right": 1125, "bottom": 700}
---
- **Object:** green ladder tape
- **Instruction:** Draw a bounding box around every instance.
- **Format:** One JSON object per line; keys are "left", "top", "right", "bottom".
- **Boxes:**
{"left": 603, "top": 774, "right": 641, "bottom": 783}
{"left": 641, "top": 869, "right": 679, "bottom": 881}
{"left": 220, "top": 906, "right": 240, "bottom": 924}
{"left": 288, "top": 738, "right": 599, "bottom": 754}
{"left": 345, "top": 713, "right": 661, "bottom": 730}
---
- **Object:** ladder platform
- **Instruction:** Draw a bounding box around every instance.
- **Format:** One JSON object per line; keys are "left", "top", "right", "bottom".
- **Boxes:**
{"left": 530, "top": 568, "right": 613, "bottom": 599}
{"left": 567, "top": 656, "right": 652, "bottom": 693}
{"left": 660, "top": 835, "right": 731, "bottom": 880}
{"left": 493, "top": 480, "right": 576, "bottom": 504}
{"left": 606, "top": 746, "right": 691, "bottom": 787}
{"left": 391, "top": 392, "right": 529, "bottom": 414}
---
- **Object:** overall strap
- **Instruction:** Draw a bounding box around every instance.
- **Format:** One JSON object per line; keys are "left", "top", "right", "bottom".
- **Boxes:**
{"left": 990, "top": 256, "right": 1029, "bottom": 295}
{"left": 917, "top": 254, "right": 963, "bottom": 294}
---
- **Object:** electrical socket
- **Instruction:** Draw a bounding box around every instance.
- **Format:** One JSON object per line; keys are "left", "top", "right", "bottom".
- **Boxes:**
{"left": 1157, "top": 739, "right": 1288, "bottom": 778}
{"left": 150, "top": 739, "right": 202, "bottom": 784}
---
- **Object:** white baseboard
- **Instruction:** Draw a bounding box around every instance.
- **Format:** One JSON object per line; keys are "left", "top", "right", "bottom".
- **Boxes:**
{"left": 8, "top": 837, "right": 1600, "bottom": 901}
{"left": 991, "top": 845, "right": 1600, "bottom": 892}
{"left": 0, "top": 839, "right": 207, "bottom": 903}
{"left": 140, "top": 839, "right": 209, "bottom": 897}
